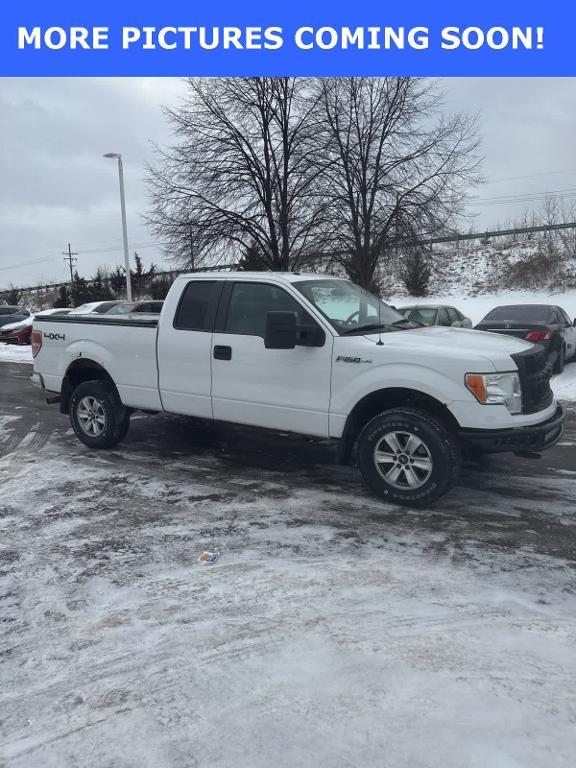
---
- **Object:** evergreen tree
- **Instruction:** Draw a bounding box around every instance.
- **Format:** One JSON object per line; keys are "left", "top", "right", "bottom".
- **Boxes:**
{"left": 131, "top": 253, "right": 156, "bottom": 298}
{"left": 237, "top": 242, "right": 267, "bottom": 271}
{"left": 52, "top": 285, "right": 70, "bottom": 308}
{"left": 71, "top": 271, "right": 93, "bottom": 307}
{"left": 149, "top": 275, "right": 173, "bottom": 300}
{"left": 109, "top": 266, "right": 127, "bottom": 297}
{"left": 90, "top": 268, "right": 113, "bottom": 300}
{"left": 400, "top": 247, "right": 433, "bottom": 297}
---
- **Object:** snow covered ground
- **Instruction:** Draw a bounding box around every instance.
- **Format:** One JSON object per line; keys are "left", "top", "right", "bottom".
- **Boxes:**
{"left": 0, "top": 344, "right": 33, "bottom": 364}
{"left": 1, "top": 352, "right": 576, "bottom": 767}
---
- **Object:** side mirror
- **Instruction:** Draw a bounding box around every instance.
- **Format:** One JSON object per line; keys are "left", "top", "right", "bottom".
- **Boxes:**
{"left": 573, "top": 318, "right": 576, "bottom": 327}
{"left": 297, "top": 323, "right": 325, "bottom": 347}
{"left": 265, "top": 311, "right": 297, "bottom": 349}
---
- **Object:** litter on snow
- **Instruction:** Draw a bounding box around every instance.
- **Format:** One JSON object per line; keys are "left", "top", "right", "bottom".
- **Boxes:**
{"left": 198, "top": 551, "right": 220, "bottom": 564}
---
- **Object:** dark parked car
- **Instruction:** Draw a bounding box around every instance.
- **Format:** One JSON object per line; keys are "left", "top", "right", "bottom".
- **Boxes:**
{"left": 0, "top": 305, "right": 30, "bottom": 328}
{"left": 475, "top": 304, "right": 576, "bottom": 374}
{"left": 0, "top": 308, "right": 70, "bottom": 345}
{"left": 399, "top": 304, "right": 473, "bottom": 328}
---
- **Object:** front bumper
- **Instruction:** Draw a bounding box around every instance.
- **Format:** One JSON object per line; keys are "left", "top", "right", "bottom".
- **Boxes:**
{"left": 458, "top": 403, "right": 566, "bottom": 453}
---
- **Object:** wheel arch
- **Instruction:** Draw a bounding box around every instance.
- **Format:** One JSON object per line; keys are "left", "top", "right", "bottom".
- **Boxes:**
{"left": 60, "top": 358, "right": 118, "bottom": 414}
{"left": 336, "top": 387, "right": 460, "bottom": 465}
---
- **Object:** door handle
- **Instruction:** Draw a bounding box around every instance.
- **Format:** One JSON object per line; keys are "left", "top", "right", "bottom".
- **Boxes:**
{"left": 213, "top": 345, "right": 232, "bottom": 361}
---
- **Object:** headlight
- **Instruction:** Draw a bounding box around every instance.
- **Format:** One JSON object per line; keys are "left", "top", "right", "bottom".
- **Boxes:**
{"left": 465, "top": 372, "right": 522, "bottom": 414}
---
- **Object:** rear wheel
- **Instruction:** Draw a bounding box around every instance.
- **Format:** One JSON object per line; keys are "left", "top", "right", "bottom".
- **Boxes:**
{"left": 553, "top": 344, "right": 565, "bottom": 375}
{"left": 356, "top": 408, "right": 461, "bottom": 507}
{"left": 70, "top": 380, "right": 130, "bottom": 449}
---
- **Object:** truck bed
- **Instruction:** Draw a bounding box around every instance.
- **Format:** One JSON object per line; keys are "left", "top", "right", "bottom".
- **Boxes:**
{"left": 33, "top": 313, "right": 163, "bottom": 411}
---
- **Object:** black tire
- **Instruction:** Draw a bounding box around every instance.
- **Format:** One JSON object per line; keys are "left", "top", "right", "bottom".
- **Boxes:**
{"left": 70, "top": 380, "right": 129, "bottom": 449}
{"left": 553, "top": 344, "right": 565, "bottom": 375}
{"left": 356, "top": 408, "right": 461, "bottom": 508}
{"left": 115, "top": 411, "right": 131, "bottom": 443}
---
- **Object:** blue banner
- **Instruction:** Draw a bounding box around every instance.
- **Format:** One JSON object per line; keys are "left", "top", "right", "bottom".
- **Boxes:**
{"left": 0, "top": 0, "right": 570, "bottom": 76}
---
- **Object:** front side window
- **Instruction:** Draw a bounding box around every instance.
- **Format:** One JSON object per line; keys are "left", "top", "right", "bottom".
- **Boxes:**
{"left": 294, "top": 279, "right": 405, "bottom": 334}
{"left": 446, "top": 308, "right": 459, "bottom": 324}
{"left": 225, "top": 283, "right": 313, "bottom": 337}
{"left": 174, "top": 280, "right": 220, "bottom": 331}
{"left": 438, "top": 308, "right": 451, "bottom": 326}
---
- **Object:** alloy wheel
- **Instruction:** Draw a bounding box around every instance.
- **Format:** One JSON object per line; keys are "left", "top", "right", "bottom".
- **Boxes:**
{"left": 373, "top": 430, "right": 434, "bottom": 489}
{"left": 77, "top": 396, "right": 106, "bottom": 437}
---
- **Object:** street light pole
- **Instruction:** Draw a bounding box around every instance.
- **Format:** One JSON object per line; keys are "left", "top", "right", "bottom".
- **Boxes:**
{"left": 103, "top": 153, "right": 133, "bottom": 301}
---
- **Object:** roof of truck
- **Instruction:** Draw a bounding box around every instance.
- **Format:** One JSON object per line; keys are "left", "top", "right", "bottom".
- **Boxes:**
{"left": 177, "top": 271, "right": 344, "bottom": 283}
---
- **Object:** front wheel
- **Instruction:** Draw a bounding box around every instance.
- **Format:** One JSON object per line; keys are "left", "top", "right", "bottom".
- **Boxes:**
{"left": 356, "top": 408, "right": 461, "bottom": 507}
{"left": 70, "top": 380, "right": 130, "bottom": 449}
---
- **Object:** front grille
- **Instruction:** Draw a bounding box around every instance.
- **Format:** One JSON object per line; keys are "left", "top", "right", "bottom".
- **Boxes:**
{"left": 511, "top": 346, "right": 554, "bottom": 414}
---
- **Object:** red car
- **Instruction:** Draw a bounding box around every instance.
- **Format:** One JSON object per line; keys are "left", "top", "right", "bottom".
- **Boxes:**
{"left": 0, "top": 309, "right": 70, "bottom": 345}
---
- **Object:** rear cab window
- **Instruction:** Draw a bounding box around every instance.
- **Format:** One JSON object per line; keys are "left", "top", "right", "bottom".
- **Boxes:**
{"left": 174, "top": 280, "right": 222, "bottom": 331}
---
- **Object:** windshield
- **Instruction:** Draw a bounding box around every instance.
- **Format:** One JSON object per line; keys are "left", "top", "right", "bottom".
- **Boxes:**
{"left": 405, "top": 307, "right": 438, "bottom": 326}
{"left": 294, "top": 279, "right": 406, "bottom": 334}
{"left": 107, "top": 303, "right": 135, "bottom": 315}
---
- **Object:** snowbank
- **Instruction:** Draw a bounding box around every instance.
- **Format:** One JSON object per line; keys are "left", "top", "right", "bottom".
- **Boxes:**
{"left": 0, "top": 344, "right": 33, "bottom": 364}
{"left": 551, "top": 365, "right": 576, "bottom": 401}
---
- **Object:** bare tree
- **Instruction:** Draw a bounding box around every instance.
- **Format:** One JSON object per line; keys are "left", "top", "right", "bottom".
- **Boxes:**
{"left": 314, "top": 78, "right": 481, "bottom": 291}
{"left": 146, "top": 77, "right": 326, "bottom": 271}
{"left": 2, "top": 284, "right": 23, "bottom": 305}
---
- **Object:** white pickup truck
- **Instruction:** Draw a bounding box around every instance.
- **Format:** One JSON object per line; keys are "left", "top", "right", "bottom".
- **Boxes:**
{"left": 32, "top": 272, "right": 565, "bottom": 507}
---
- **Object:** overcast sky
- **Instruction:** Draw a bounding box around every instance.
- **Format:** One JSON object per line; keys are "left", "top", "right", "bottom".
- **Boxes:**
{"left": 1, "top": 77, "right": 576, "bottom": 290}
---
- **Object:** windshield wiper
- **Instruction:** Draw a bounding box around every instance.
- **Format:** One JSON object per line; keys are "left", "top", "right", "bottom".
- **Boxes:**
{"left": 341, "top": 323, "right": 394, "bottom": 335}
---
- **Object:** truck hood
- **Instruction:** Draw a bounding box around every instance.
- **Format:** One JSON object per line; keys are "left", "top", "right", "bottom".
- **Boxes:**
{"left": 361, "top": 326, "right": 533, "bottom": 369}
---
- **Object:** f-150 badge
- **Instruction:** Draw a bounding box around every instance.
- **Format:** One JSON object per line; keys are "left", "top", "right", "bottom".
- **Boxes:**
{"left": 336, "top": 355, "right": 372, "bottom": 364}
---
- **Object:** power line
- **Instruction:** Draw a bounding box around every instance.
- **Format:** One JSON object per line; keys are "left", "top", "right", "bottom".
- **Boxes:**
{"left": 487, "top": 169, "right": 576, "bottom": 184}
{"left": 471, "top": 186, "right": 576, "bottom": 204}
{"left": 0, "top": 254, "right": 59, "bottom": 272}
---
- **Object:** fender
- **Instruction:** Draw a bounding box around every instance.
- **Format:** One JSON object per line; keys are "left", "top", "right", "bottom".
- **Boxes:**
{"left": 59, "top": 339, "right": 118, "bottom": 382}
{"left": 329, "top": 362, "right": 476, "bottom": 437}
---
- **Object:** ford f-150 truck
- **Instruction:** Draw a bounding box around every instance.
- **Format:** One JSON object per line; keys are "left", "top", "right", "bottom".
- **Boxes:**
{"left": 32, "top": 272, "right": 565, "bottom": 507}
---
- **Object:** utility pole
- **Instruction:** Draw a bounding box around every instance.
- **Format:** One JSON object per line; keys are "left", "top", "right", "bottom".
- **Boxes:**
{"left": 62, "top": 243, "right": 78, "bottom": 288}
